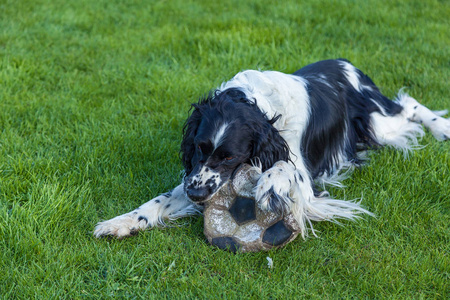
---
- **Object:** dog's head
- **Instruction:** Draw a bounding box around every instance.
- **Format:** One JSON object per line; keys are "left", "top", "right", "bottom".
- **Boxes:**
{"left": 180, "top": 88, "right": 290, "bottom": 203}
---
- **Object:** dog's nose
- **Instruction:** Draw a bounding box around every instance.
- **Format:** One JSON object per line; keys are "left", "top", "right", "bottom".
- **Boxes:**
{"left": 186, "top": 188, "right": 209, "bottom": 202}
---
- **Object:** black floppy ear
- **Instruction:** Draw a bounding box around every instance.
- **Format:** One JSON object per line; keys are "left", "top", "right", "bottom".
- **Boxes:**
{"left": 251, "top": 116, "right": 290, "bottom": 171}
{"left": 180, "top": 107, "right": 202, "bottom": 176}
{"left": 180, "top": 93, "right": 214, "bottom": 175}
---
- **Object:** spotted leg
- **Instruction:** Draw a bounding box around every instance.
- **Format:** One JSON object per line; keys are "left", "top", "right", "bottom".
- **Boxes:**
{"left": 93, "top": 184, "right": 201, "bottom": 238}
{"left": 399, "top": 94, "right": 450, "bottom": 141}
{"left": 255, "top": 161, "right": 300, "bottom": 214}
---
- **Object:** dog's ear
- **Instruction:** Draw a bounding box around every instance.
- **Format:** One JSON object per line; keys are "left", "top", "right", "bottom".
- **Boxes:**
{"left": 251, "top": 115, "right": 290, "bottom": 171}
{"left": 181, "top": 93, "right": 214, "bottom": 175}
{"left": 180, "top": 107, "right": 202, "bottom": 176}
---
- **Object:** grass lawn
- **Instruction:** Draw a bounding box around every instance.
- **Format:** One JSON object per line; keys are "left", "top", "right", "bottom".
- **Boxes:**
{"left": 1, "top": 0, "right": 449, "bottom": 298}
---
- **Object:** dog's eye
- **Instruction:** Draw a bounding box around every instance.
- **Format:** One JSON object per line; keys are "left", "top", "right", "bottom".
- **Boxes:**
{"left": 224, "top": 156, "right": 234, "bottom": 161}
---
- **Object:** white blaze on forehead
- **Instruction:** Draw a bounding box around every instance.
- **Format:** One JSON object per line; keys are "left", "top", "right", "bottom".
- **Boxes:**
{"left": 340, "top": 61, "right": 361, "bottom": 92}
{"left": 212, "top": 123, "right": 229, "bottom": 149}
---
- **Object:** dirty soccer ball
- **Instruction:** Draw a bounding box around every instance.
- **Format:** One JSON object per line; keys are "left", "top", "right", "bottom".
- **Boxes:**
{"left": 203, "top": 164, "right": 301, "bottom": 252}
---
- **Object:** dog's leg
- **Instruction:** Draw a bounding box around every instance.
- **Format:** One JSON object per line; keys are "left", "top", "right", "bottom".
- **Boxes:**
{"left": 396, "top": 93, "right": 450, "bottom": 141}
{"left": 93, "top": 184, "right": 201, "bottom": 238}
{"left": 370, "top": 93, "right": 449, "bottom": 151}
{"left": 254, "top": 161, "right": 299, "bottom": 215}
{"left": 255, "top": 161, "right": 372, "bottom": 238}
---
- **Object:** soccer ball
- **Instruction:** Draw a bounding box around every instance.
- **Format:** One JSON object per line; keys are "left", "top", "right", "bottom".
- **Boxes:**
{"left": 203, "top": 164, "right": 301, "bottom": 252}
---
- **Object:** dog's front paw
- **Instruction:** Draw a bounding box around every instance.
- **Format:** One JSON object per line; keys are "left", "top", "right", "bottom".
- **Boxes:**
{"left": 254, "top": 161, "right": 296, "bottom": 214}
{"left": 94, "top": 213, "right": 148, "bottom": 238}
{"left": 428, "top": 117, "right": 450, "bottom": 141}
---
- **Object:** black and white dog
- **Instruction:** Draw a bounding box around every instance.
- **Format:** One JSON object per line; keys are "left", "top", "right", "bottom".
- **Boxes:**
{"left": 94, "top": 59, "right": 449, "bottom": 238}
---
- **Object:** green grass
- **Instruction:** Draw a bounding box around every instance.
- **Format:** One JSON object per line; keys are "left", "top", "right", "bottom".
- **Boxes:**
{"left": 1, "top": 0, "right": 449, "bottom": 298}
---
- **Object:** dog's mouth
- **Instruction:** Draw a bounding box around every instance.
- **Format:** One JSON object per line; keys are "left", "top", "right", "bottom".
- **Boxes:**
{"left": 185, "top": 183, "right": 222, "bottom": 203}
{"left": 184, "top": 164, "right": 247, "bottom": 204}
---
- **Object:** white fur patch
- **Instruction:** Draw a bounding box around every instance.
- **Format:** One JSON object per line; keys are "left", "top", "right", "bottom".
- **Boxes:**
{"left": 370, "top": 98, "right": 387, "bottom": 115}
{"left": 212, "top": 123, "right": 229, "bottom": 149}
{"left": 340, "top": 61, "right": 361, "bottom": 92}
{"left": 371, "top": 111, "right": 424, "bottom": 152}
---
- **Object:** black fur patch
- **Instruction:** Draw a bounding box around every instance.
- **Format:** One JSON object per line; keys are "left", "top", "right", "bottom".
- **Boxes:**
{"left": 263, "top": 187, "right": 293, "bottom": 215}
{"left": 295, "top": 173, "right": 303, "bottom": 183}
{"left": 138, "top": 216, "right": 148, "bottom": 224}
{"left": 162, "top": 190, "right": 172, "bottom": 198}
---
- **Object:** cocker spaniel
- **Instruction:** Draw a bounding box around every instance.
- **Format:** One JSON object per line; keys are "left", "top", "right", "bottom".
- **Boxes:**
{"left": 94, "top": 59, "right": 449, "bottom": 238}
